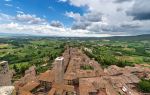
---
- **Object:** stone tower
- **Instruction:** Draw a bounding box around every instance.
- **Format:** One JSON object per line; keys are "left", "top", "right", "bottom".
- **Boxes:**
{"left": 54, "top": 57, "right": 64, "bottom": 84}
{"left": 0, "top": 61, "right": 12, "bottom": 86}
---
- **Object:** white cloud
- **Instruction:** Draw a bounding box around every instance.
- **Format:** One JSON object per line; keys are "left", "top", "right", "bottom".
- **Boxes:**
{"left": 65, "top": 12, "right": 81, "bottom": 21}
{"left": 0, "top": 13, "right": 14, "bottom": 23}
{"left": 67, "top": 0, "right": 134, "bottom": 24}
{"left": 0, "top": 22, "right": 113, "bottom": 37}
{"left": 120, "top": 21, "right": 142, "bottom": 28}
{"left": 15, "top": 14, "right": 47, "bottom": 24}
{"left": 50, "top": 20, "right": 63, "bottom": 28}
{"left": 1, "top": 0, "right": 150, "bottom": 38}
{"left": 66, "top": 11, "right": 104, "bottom": 32}
{"left": 58, "top": 0, "right": 67, "bottom": 2}
{"left": 63, "top": 0, "right": 150, "bottom": 36}
{"left": 4, "top": 4, "right": 13, "bottom": 7}
{"left": 16, "top": 11, "right": 24, "bottom": 14}
{"left": 48, "top": 6, "right": 54, "bottom": 11}
{"left": 0, "top": 13, "right": 116, "bottom": 37}
{"left": 16, "top": 7, "right": 22, "bottom": 10}
{"left": 127, "top": 0, "right": 150, "bottom": 20}
{"left": 4, "top": 0, "right": 11, "bottom": 2}
{"left": 0, "top": 21, "right": 131, "bottom": 37}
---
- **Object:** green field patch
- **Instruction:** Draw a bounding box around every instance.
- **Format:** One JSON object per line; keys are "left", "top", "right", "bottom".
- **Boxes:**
{"left": 116, "top": 55, "right": 143, "bottom": 64}
{"left": 122, "top": 47, "right": 135, "bottom": 52}
{"left": 0, "top": 44, "right": 10, "bottom": 49}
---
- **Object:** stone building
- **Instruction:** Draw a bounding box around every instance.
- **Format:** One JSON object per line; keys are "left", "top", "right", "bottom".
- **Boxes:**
{"left": 38, "top": 70, "right": 54, "bottom": 92}
{"left": 14, "top": 48, "right": 150, "bottom": 95}
{"left": 0, "top": 61, "right": 12, "bottom": 86}
{"left": 0, "top": 86, "right": 15, "bottom": 95}
{"left": 54, "top": 57, "right": 64, "bottom": 84}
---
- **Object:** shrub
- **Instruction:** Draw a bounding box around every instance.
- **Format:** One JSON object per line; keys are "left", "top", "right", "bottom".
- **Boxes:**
{"left": 138, "top": 79, "right": 150, "bottom": 93}
{"left": 80, "top": 65, "right": 94, "bottom": 70}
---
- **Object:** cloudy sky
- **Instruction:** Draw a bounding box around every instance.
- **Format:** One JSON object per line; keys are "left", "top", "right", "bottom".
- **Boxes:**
{"left": 0, "top": 0, "right": 150, "bottom": 37}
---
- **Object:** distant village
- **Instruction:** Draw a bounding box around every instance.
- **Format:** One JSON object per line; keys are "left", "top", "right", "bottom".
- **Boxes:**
{"left": 0, "top": 47, "right": 150, "bottom": 95}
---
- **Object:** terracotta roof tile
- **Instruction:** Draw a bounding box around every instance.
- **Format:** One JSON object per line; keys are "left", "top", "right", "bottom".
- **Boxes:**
{"left": 38, "top": 70, "right": 54, "bottom": 82}
{"left": 19, "top": 91, "right": 33, "bottom": 95}
{"left": 48, "top": 88, "right": 56, "bottom": 95}
{"left": 20, "top": 81, "right": 40, "bottom": 92}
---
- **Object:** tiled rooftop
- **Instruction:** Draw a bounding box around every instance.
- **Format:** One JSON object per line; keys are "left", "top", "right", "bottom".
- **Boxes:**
{"left": 38, "top": 70, "right": 55, "bottom": 82}
{"left": 14, "top": 48, "right": 150, "bottom": 95}
{"left": 20, "top": 81, "right": 40, "bottom": 92}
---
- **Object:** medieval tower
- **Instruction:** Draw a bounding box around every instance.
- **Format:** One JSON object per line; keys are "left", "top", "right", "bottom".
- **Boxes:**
{"left": 54, "top": 57, "right": 64, "bottom": 84}
{"left": 0, "top": 61, "right": 12, "bottom": 86}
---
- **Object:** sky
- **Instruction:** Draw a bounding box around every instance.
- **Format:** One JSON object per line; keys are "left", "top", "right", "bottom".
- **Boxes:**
{"left": 0, "top": 0, "right": 150, "bottom": 37}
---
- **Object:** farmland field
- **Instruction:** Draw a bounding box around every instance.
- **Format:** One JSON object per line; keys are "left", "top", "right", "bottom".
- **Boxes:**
{"left": 0, "top": 35, "right": 150, "bottom": 78}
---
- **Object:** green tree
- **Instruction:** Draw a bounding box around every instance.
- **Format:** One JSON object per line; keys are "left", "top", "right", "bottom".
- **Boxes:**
{"left": 138, "top": 79, "right": 150, "bottom": 93}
